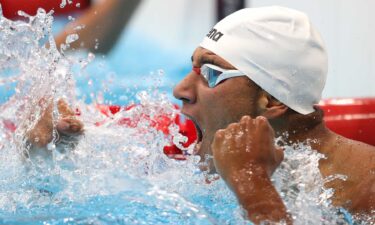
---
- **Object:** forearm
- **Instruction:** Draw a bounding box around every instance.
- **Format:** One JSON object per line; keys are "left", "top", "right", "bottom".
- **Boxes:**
{"left": 227, "top": 167, "right": 292, "bottom": 224}
{"left": 55, "top": 0, "right": 141, "bottom": 53}
{"left": 211, "top": 116, "right": 289, "bottom": 223}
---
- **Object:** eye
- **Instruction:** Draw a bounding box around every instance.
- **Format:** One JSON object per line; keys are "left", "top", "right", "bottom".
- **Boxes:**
{"left": 198, "top": 64, "right": 244, "bottom": 88}
{"left": 206, "top": 67, "right": 222, "bottom": 87}
{"left": 200, "top": 64, "right": 226, "bottom": 88}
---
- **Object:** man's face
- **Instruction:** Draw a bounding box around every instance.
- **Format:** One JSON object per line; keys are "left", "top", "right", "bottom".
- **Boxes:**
{"left": 173, "top": 47, "right": 261, "bottom": 165}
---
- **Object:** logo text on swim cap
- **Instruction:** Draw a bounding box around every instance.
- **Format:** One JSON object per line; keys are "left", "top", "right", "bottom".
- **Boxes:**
{"left": 206, "top": 28, "right": 224, "bottom": 42}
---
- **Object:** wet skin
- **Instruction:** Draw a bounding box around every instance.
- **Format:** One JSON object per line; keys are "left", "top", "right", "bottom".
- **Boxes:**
{"left": 173, "top": 47, "right": 262, "bottom": 170}
{"left": 173, "top": 47, "right": 375, "bottom": 223}
{"left": 173, "top": 47, "right": 292, "bottom": 223}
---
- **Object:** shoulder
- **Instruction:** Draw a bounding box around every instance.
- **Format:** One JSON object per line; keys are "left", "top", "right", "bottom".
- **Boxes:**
{"left": 321, "top": 133, "right": 375, "bottom": 182}
{"left": 329, "top": 134, "right": 375, "bottom": 165}
{"left": 327, "top": 134, "right": 375, "bottom": 213}
{"left": 341, "top": 136, "right": 375, "bottom": 163}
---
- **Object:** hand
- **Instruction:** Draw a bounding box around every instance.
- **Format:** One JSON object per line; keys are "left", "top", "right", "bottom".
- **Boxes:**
{"left": 211, "top": 116, "right": 283, "bottom": 186}
{"left": 212, "top": 116, "right": 290, "bottom": 224}
{"left": 27, "top": 99, "right": 83, "bottom": 148}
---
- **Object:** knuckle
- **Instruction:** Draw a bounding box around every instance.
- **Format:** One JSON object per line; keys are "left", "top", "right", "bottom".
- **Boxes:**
{"left": 241, "top": 115, "right": 251, "bottom": 122}
{"left": 227, "top": 122, "right": 239, "bottom": 130}
{"left": 256, "top": 116, "right": 269, "bottom": 127}
{"left": 215, "top": 129, "right": 225, "bottom": 137}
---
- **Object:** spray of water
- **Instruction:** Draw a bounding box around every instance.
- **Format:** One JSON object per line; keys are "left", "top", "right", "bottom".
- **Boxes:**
{"left": 273, "top": 139, "right": 348, "bottom": 224}
{"left": 0, "top": 8, "right": 229, "bottom": 224}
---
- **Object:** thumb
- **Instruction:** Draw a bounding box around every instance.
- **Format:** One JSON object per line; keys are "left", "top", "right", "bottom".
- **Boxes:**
{"left": 57, "top": 99, "right": 75, "bottom": 117}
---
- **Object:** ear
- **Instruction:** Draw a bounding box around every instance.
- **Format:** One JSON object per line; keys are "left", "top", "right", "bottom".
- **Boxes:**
{"left": 257, "top": 92, "right": 288, "bottom": 119}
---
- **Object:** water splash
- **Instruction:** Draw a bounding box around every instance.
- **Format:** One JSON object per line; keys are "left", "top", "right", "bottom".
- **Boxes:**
{"left": 273, "top": 140, "right": 349, "bottom": 224}
{"left": 0, "top": 9, "right": 234, "bottom": 224}
{"left": 0, "top": 7, "right": 364, "bottom": 225}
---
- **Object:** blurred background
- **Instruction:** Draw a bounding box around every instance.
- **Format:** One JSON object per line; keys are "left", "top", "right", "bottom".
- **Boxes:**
{"left": 0, "top": 0, "right": 374, "bottom": 104}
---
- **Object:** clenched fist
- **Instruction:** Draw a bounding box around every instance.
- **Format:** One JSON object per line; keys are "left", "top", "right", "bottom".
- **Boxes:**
{"left": 211, "top": 116, "right": 291, "bottom": 223}
{"left": 212, "top": 116, "right": 283, "bottom": 185}
{"left": 26, "top": 99, "right": 84, "bottom": 148}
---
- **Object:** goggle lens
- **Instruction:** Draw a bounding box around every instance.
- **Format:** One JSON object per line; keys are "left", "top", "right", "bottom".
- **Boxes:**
{"left": 193, "top": 64, "right": 244, "bottom": 88}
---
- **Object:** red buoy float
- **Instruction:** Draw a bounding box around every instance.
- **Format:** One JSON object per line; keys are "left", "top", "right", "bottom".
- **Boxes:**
{"left": 320, "top": 98, "right": 375, "bottom": 146}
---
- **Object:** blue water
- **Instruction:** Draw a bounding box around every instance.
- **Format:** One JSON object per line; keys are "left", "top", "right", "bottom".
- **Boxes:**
{"left": 0, "top": 178, "right": 238, "bottom": 225}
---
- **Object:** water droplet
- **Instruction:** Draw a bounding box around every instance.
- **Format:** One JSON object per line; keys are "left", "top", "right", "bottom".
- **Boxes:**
{"left": 60, "top": 0, "right": 67, "bottom": 8}
{"left": 94, "top": 39, "right": 99, "bottom": 50}
{"left": 88, "top": 52, "right": 95, "bottom": 61}
{"left": 73, "top": 25, "right": 84, "bottom": 31}
{"left": 65, "top": 34, "right": 79, "bottom": 44}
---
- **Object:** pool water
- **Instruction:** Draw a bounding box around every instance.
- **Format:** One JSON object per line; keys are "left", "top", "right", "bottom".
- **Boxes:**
{"left": 0, "top": 8, "right": 364, "bottom": 225}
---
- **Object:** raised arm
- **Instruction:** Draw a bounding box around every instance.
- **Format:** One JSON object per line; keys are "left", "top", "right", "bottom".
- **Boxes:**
{"left": 55, "top": 0, "right": 141, "bottom": 53}
{"left": 211, "top": 115, "right": 292, "bottom": 224}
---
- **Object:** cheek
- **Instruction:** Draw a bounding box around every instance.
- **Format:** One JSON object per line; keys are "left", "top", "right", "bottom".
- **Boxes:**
{"left": 196, "top": 89, "right": 227, "bottom": 134}
{"left": 205, "top": 84, "right": 258, "bottom": 125}
{"left": 198, "top": 100, "right": 224, "bottom": 129}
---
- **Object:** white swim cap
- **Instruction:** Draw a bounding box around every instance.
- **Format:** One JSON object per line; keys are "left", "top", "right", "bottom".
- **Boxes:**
{"left": 200, "top": 6, "right": 328, "bottom": 115}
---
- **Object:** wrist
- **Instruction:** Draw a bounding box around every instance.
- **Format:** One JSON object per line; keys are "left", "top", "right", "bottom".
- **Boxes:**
{"left": 225, "top": 162, "right": 270, "bottom": 188}
{"left": 225, "top": 163, "right": 270, "bottom": 195}
{"left": 224, "top": 164, "right": 291, "bottom": 224}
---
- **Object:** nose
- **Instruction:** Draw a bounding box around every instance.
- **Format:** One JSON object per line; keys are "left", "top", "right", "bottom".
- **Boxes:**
{"left": 173, "top": 71, "right": 198, "bottom": 104}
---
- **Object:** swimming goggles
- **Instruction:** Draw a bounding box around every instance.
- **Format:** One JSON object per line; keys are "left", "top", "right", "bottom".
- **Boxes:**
{"left": 193, "top": 64, "right": 244, "bottom": 88}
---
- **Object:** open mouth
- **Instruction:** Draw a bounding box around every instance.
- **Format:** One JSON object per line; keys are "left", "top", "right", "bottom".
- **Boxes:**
{"left": 184, "top": 115, "right": 203, "bottom": 154}
{"left": 191, "top": 118, "right": 203, "bottom": 141}
{"left": 194, "top": 122, "right": 203, "bottom": 143}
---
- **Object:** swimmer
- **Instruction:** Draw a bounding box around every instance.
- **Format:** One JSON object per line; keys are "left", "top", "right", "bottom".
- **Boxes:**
{"left": 29, "top": 6, "right": 375, "bottom": 224}
{"left": 173, "top": 6, "right": 375, "bottom": 224}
